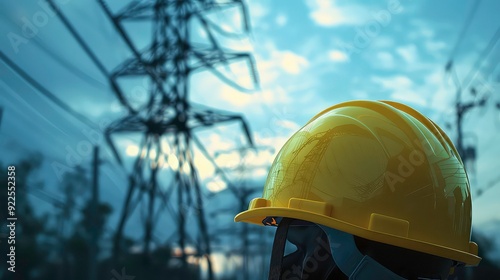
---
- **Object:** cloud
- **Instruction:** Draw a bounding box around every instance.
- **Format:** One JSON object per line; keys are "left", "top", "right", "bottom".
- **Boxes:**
{"left": 328, "top": 49, "right": 349, "bottom": 62}
{"left": 370, "top": 69, "right": 457, "bottom": 111}
{"left": 275, "top": 119, "right": 300, "bottom": 131}
{"left": 372, "top": 75, "right": 428, "bottom": 107}
{"left": 256, "top": 43, "right": 310, "bottom": 76}
{"left": 189, "top": 39, "right": 316, "bottom": 125}
{"left": 425, "top": 41, "right": 447, "bottom": 54}
{"left": 396, "top": 44, "right": 418, "bottom": 64}
{"left": 247, "top": 0, "right": 269, "bottom": 29}
{"left": 306, "top": 0, "right": 367, "bottom": 27}
{"left": 276, "top": 13, "right": 288, "bottom": 26}
{"left": 254, "top": 55, "right": 280, "bottom": 84}
{"left": 406, "top": 20, "right": 448, "bottom": 59}
{"left": 408, "top": 19, "right": 435, "bottom": 40}
{"left": 372, "top": 75, "right": 413, "bottom": 90}
{"left": 253, "top": 132, "right": 291, "bottom": 158}
{"left": 279, "top": 51, "right": 310, "bottom": 74}
{"left": 426, "top": 70, "right": 455, "bottom": 112}
{"left": 219, "top": 86, "right": 289, "bottom": 108}
{"left": 373, "top": 51, "right": 395, "bottom": 69}
{"left": 390, "top": 91, "right": 428, "bottom": 107}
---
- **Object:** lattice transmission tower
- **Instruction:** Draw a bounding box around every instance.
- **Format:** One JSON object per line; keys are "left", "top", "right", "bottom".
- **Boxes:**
{"left": 94, "top": 1, "right": 259, "bottom": 279}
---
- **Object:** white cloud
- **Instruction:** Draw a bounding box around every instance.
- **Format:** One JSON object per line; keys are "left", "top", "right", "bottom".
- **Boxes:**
{"left": 276, "top": 13, "right": 288, "bottom": 26}
{"left": 219, "top": 86, "right": 289, "bottom": 108}
{"left": 254, "top": 56, "right": 280, "bottom": 84}
{"left": 372, "top": 75, "right": 427, "bottom": 107}
{"left": 374, "top": 51, "right": 395, "bottom": 69}
{"left": 206, "top": 177, "right": 227, "bottom": 193}
{"left": 328, "top": 50, "right": 349, "bottom": 62}
{"left": 212, "top": 148, "right": 274, "bottom": 182}
{"left": 279, "top": 51, "right": 309, "bottom": 74}
{"left": 249, "top": 1, "right": 268, "bottom": 19}
{"left": 396, "top": 44, "right": 418, "bottom": 64}
{"left": 306, "top": 0, "right": 367, "bottom": 27}
{"left": 256, "top": 43, "right": 310, "bottom": 77}
{"left": 205, "top": 133, "right": 234, "bottom": 151}
{"left": 211, "top": 59, "right": 259, "bottom": 90}
{"left": 372, "top": 75, "right": 413, "bottom": 90}
{"left": 390, "top": 91, "right": 428, "bottom": 107}
{"left": 408, "top": 19, "right": 435, "bottom": 40}
{"left": 219, "top": 87, "right": 253, "bottom": 107}
{"left": 370, "top": 68, "right": 458, "bottom": 111}
{"left": 199, "top": 252, "right": 227, "bottom": 275}
{"left": 275, "top": 119, "right": 300, "bottom": 131}
{"left": 254, "top": 132, "right": 291, "bottom": 159}
{"left": 189, "top": 40, "right": 315, "bottom": 120}
{"left": 223, "top": 36, "right": 254, "bottom": 53}
{"left": 126, "top": 145, "right": 139, "bottom": 157}
{"left": 403, "top": 20, "right": 448, "bottom": 59}
{"left": 242, "top": 149, "right": 275, "bottom": 167}
{"left": 426, "top": 70, "right": 454, "bottom": 112}
{"left": 425, "top": 41, "right": 447, "bottom": 53}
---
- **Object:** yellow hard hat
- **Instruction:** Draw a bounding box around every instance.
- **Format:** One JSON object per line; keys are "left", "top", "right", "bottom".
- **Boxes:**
{"left": 235, "top": 100, "right": 480, "bottom": 266}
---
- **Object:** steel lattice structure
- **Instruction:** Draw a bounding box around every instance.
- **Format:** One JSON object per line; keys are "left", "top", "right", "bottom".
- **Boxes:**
{"left": 212, "top": 145, "right": 274, "bottom": 280}
{"left": 32, "top": 0, "right": 258, "bottom": 278}
{"left": 96, "top": 1, "right": 259, "bottom": 279}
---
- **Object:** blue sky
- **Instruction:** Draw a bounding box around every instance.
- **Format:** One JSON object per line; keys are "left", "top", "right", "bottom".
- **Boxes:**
{"left": 1, "top": 0, "right": 500, "bottom": 270}
{"left": 209, "top": 0, "right": 500, "bottom": 225}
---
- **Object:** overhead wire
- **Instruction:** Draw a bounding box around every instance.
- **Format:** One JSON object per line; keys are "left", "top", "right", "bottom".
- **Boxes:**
{"left": 0, "top": 48, "right": 128, "bottom": 203}
{"left": 447, "top": 0, "right": 483, "bottom": 63}
{"left": 443, "top": 0, "right": 500, "bottom": 198}
{"left": 461, "top": 27, "right": 500, "bottom": 92}
{"left": 0, "top": 2, "right": 172, "bottom": 261}
{"left": 7, "top": 0, "right": 262, "bottom": 274}
{"left": 0, "top": 14, "right": 108, "bottom": 91}
{"left": 445, "top": 0, "right": 482, "bottom": 96}
{"left": 0, "top": 79, "right": 70, "bottom": 137}
{"left": 45, "top": 0, "right": 110, "bottom": 79}
{"left": 0, "top": 50, "right": 98, "bottom": 129}
{"left": 1, "top": 11, "right": 130, "bottom": 182}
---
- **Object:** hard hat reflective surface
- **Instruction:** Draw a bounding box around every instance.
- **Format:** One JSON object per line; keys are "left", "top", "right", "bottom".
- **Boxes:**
{"left": 235, "top": 100, "right": 481, "bottom": 266}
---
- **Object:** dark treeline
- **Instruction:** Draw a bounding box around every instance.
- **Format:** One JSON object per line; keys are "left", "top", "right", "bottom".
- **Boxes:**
{"left": 0, "top": 154, "right": 200, "bottom": 280}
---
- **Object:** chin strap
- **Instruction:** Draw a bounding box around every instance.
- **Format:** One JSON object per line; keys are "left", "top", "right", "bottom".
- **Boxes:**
{"left": 318, "top": 225, "right": 406, "bottom": 280}
{"left": 268, "top": 217, "right": 290, "bottom": 280}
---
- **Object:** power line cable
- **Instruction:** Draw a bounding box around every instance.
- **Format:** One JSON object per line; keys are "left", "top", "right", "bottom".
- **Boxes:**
{"left": 0, "top": 51, "right": 128, "bottom": 182}
{"left": 0, "top": 50, "right": 98, "bottom": 129}
{"left": 461, "top": 27, "right": 500, "bottom": 91}
{"left": 46, "top": 0, "right": 110, "bottom": 78}
{"left": 447, "top": 0, "right": 483, "bottom": 64}
{"left": 0, "top": 17, "right": 109, "bottom": 91}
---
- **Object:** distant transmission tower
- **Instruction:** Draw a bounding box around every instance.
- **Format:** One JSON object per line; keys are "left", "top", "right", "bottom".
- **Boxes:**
{"left": 212, "top": 145, "right": 273, "bottom": 280}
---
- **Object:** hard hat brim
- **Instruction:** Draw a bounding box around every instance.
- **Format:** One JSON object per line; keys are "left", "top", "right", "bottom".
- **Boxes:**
{"left": 235, "top": 207, "right": 481, "bottom": 266}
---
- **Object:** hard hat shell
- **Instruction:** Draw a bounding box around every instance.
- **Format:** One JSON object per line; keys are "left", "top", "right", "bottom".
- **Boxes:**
{"left": 235, "top": 100, "right": 480, "bottom": 266}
